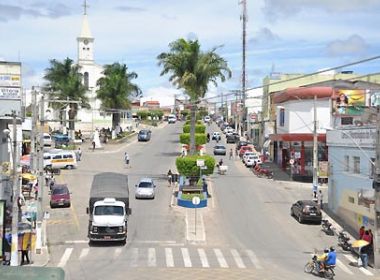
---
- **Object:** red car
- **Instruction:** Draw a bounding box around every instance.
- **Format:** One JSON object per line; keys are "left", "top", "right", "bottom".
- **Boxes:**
{"left": 239, "top": 146, "right": 253, "bottom": 158}
{"left": 50, "top": 184, "right": 71, "bottom": 208}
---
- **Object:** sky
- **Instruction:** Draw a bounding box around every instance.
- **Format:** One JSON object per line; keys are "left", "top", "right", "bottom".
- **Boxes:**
{"left": 1, "top": 0, "right": 380, "bottom": 106}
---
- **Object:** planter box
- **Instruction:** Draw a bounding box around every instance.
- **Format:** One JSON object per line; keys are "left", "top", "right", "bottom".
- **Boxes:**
{"left": 177, "top": 191, "right": 207, "bottom": 208}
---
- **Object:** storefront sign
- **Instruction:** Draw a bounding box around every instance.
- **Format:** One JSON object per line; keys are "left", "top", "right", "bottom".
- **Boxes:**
{"left": 326, "top": 128, "right": 375, "bottom": 147}
{"left": 318, "top": 161, "right": 329, "bottom": 178}
{"left": 0, "top": 87, "right": 21, "bottom": 99}
{"left": 0, "top": 74, "right": 21, "bottom": 87}
{"left": 332, "top": 89, "right": 366, "bottom": 116}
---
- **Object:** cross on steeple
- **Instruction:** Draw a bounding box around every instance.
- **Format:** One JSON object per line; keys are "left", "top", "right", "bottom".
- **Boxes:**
{"left": 83, "top": 0, "right": 89, "bottom": 15}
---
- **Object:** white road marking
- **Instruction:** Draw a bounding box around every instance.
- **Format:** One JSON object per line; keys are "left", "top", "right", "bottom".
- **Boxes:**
{"left": 79, "top": 248, "right": 89, "bottom": 259}
{"left": 181, "top": 248, "right": 192, "bottom": 267}
{"left": 359, "top": 267, "right": 374, "bottom": 276}
{"left": 130, "top": 248, "right": 139, "bottom": 267}
{"left": 231, "top": 249, "right": 246, "bottom": 268}
{"left": 113, "top": 248, "right": 122, "bottom": 260}
{"left": 148, "top": 248, "right": 156, "bottom": 267}
{"left": 165, "top": 248, "right": 174, "bottom": 267}
{"left": 246, "top": 249, "right": 263, "bottom": 269}
{"left": 214, "top": 248, "right": 228, "bottom": 268}
{"left": 65, "top": 240, "right": 88, "bottom": 244}
{"left": 197, "top": 248, "right": 210, "bottom": 268}
{"left": 57, "top": 248, "right": 73, "bottom": 268}
{"left": 336, "top": 259, "right": 354, "bottom": 275}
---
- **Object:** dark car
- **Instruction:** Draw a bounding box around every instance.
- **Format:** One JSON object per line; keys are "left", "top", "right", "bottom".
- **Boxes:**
{"left": 213, "top": 145, "right": 226, "bottom": 155}
{"left": 236, "top": 140, "right": 248, "bottom": 152}
{"left": 50, "top": 184, "right": 71, "bottom": 208}
{"left": 138, "top": 129, "right": 151, "bottom": 141}
{"left": 226, "top": 134, "right": 237, "bottom": 144}
{"left": 290, "top": 200, "right": 322, "bottom": 223}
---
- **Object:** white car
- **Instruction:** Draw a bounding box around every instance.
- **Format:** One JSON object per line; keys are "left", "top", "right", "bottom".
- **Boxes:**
{"left": 43, "top": 133, "right": 52, "bottom": 147}
{"left": 212, "top": 132, "right": 221, "bottom": 141}
{"left": 224, "top": 127, "right": 234, "bottom": 134}
{"left": 245, "top": 155, "right": 262, "bottom": 167}
{"left": 242, "top": 151, "right": 256, "bottom": 164}
{"left": 204, "top": 116, "right": 211, "bottom": 123}
{"left": 135, "top": 178, "right": 156, "bottom": 199}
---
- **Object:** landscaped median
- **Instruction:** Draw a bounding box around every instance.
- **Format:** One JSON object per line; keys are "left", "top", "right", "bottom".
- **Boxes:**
{"left": 177, "top": 191, "right": 207, "bottom": 208}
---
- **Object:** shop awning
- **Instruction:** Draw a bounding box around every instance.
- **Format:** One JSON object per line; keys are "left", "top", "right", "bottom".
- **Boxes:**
{"left": 263, "top": 139, "right": 271, "bottom": 148}
{"left": 269, "top": 133, "right": 326, "bottom": 142}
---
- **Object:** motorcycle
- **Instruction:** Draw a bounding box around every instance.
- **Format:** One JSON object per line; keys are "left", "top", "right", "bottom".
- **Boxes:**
{"left": 304, "top": 255, "right": 335, "bottom": 279}
{"left": 253, "top": 164, "right": 273, "bottom": 179}
{"left": 321, "top": 219, "right": 335, "bottom": 236}
{"left": 338, "top": 231, "right": 351, "bottom": 251}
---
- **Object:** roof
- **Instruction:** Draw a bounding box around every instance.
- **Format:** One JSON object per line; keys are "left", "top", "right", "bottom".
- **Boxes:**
{"left": 273, "top": 87, "right": 335, "bottom": 104}
{"left": 79, "top": 14, "right": 92, "bottom": 38}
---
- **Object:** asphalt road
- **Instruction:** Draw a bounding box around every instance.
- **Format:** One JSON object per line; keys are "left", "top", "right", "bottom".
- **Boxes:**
{"left": 43, "top": 121, "right": 377, "bottom": 280}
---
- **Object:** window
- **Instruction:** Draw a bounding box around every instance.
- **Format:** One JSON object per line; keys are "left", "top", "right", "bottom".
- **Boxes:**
{"left": 370, "top": 158, "right": 376, "bottom": 178}
{"left": 279, "top": 108, "right": 285, "bottom": 127}
{"left": 344, "top": 155, "right": 349, "bottom": 172}
{"left": 341, "top": 117, "right": 353, "bottom": 125}
{"left": 348, "top": 196, "right": 355, "bottom": 204}
{"left": 84, "top": 72, "right": 89, "bottom": 89}
{"left": 353, "top": 156, "right": 360, "bottom": 174}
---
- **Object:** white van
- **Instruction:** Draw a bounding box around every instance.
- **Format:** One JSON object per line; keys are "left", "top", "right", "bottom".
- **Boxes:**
{"left": 43, "top": 133, "right": 52, "bottom": 147}
{"left": 44, "top": 150, "right": 77, "bottom": 169}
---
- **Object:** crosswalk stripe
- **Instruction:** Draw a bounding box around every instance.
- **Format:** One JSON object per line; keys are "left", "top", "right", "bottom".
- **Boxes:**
{"left": 181, "top": 248, "right": 192, "bottom": 267}
{"left": 57, "top": 248, "right": 73, "bottom": 268}
{"left": 336, "top": 259, "right": 353, "bottom": 275}
{"left": 197, "top": 248, "right": 210, "bottom": 268}
{"left": 214, "top": 248, "right": 228, "bottom": 268}
{"left": 231, "top": 249, "right": 246, "bottom": 268}
{"left": 79, "top": 248, "right": 89, "bottom": 259}
{"left": 165, "top": 248, "right": 174, "bottom": 267}
{"left": 359, "top": 267, "right": 374, "bottom": 276}
{"left": 246, "top": 249, "right": 262, "bottom": 269}
{"left": 148, "top": 248, "right": 156, "bottom": 267}
{"left": 114, "top": 248, "right": 122, "bottom": 260}
{"left": 130, "top": 248, "right": 139, "bottom": 267}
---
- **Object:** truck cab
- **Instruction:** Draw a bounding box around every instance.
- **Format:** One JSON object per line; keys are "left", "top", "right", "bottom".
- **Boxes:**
{"left": 88, "top": 198, "right": 128, "bottom": 242}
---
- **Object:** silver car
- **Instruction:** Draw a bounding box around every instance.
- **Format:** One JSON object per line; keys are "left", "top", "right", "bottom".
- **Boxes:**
{"left": 213, "top": 145, "right": 226, "bottom": 155}
{"left": 135, "top": 178, "right": 156, "bottom": 199}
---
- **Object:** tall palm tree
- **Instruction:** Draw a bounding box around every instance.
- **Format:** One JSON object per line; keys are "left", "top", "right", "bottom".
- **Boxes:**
{"left": 96, "top": 63, "right": 142, "bottom": 129}
{"left": 157, "top": 38, "right": 231, "bottom": 155}
{"left": 44, "top": 57, "right": 89, "bottom": 132}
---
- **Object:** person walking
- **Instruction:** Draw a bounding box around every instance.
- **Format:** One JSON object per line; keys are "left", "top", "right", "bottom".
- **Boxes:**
{"left": 167, "top": 169, "right": 173, "bottom": 187}
{"left": 318, "top": 190, "right": 323, "bottom": 209}
{"left": 124, "top": 152, "right": 130, "bottom": 168}
{"left": 360, "top": 243, "right": 371, "bottom": 268}
{"left": 359, "top": 226, "right": 365, "bottom": 239}
{"left": 21, "top": 232, "right": 31, "bottom": 265}
{"left": 229, "top": 148, "right": 233, "bottom": 160}
{"left": 77, "top": 147, "right": 82, "bottom": 161}
{"left": 92, "top": 141, "right": 96, "bottom": 151}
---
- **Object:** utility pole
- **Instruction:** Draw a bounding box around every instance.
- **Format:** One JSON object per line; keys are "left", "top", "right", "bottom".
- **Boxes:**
{"left": 374, "top": 105, "right": 380, "bottom": 268}
{"left": 30, "top": 88, "right": 38, "bottom": 171}
{"left": 240, "top": 0, "right": 247, "bottom": 135}
{"left": 10, "top": 111, "right": 20, "bottom": 266}
{"left": 220, "top": 92, "right": 224, "bottom": 120}
{"left": 312, "top": 95, "right": 318, "bottom": 198}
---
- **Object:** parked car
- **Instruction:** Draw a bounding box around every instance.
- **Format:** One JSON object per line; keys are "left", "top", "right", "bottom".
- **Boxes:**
{"left": 138, "top": 129, "right": 151, "bottom": 141}
{"left": 245, "top": 154, "right": 262, "bottom": 167}
{"left": 242, "top": 151, "right": 256, "bottom": 164}
{"left": 290, "top": 200, "right": 322, "bottom": 223}
{"left": 212, "top": 132, "right": 221, "bottom": 141}
{"left": 135, "top": 178, "right": 156, "bottom": 199}
{"left": 168, "top": 114, "right": 177, "bottom": 124}
{"left": 213, "top": 145, "right": 227, "bottom": 155}
{"left": 236, "top": 140, "right": 248, "bottom": 152}
{"left": 204, "top": 116, "right": 211, "bottom": 123}
{"left": 239, "top": 146, "right": 253, "bottom": 158}
{"left": 50, "top": 184, "right": 71, "bottom": 208}
{"left": 43, "top": 133, "right": 52, "bottom": 147}
{"left": 226, "top": 134, "right": 237, "bottom": 144}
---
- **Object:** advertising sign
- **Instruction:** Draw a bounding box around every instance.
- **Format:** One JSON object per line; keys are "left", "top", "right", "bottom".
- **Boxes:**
{"left": 0, "top": 74, "right": 21, "bottom": 87}
{"left": 332, "top": 89, "right": 366, "bottom": 115}
{"left": 0, "top": 87, "right": 21, "bottom": 99}
{"left": 318, "top": 161, "right": 329, "bottom": 178}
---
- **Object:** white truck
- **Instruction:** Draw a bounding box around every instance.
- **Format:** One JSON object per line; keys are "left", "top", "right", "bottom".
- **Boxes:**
{"left": 87, "top": 172, "right": 131, "bottom": 243}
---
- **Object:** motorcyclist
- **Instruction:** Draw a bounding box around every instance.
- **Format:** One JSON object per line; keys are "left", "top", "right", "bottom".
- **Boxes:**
{"left": 316, "top": 249, "right": 329, "bottom": 272}
{"left": 218, "top": 159, "right": 223, "bottom": 167}
{"left": 324, "top": 247, "right": 337, "bottom": 269}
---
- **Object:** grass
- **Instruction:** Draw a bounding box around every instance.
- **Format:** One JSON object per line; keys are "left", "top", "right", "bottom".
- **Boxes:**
{"left": 180, "top": 193, "right": 205, "bottom": 200}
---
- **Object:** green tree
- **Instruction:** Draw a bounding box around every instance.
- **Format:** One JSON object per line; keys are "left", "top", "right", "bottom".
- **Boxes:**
{"left": 96, "top": 63, "right": 142, "bottom": 129}
{"left": 44, "top": 57, "right": 90, "bottom": 132}
{"left": 157, "top": 38, "right": 231, "bottom": 155}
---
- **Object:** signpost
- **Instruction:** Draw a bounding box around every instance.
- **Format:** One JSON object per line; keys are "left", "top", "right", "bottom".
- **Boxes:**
{"left": 192, "top": 196, "right": 200, "bottom": 235}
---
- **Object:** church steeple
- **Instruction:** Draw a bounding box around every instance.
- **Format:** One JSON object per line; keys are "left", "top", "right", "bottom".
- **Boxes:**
{"left": 77, "top": 0, "right": 94, "bottom": 63}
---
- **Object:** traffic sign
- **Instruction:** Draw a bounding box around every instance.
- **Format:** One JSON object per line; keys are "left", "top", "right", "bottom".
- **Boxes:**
{"left": 192, "top": 196, "right": 200, "bottom": 205}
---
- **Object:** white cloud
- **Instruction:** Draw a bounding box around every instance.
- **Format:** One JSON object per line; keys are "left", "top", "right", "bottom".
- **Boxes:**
{"left": 326, "top": 35, "right": 369, "bottom": 57}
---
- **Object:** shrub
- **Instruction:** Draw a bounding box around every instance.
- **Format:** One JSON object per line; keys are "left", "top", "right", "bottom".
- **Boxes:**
{"left": 183, "top": 124, "right": 206, "bottom": 134}
{"left": 180, "top": 193, "right": 205, "bottom": 201}
{"left": 176, "top": 155, "right": 215, "bottom": 177}
{"left": 179, "top": 133, "right": 207, "bottom": 145}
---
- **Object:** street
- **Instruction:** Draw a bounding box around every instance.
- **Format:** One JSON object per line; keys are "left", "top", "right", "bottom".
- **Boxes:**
{"left": 42, "top": 122, "right": 377, "bottom": 279}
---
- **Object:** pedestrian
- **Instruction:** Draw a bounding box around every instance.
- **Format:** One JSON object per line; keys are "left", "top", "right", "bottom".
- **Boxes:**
{"left": 359, "top": 226, "right": 365, "bottom": 239}
{"left": 368, "top": 229, "right": 374, "bottom": 246}
{"left": 124, "top": 152, "right": 130, "bottom": 168}
{"left": 229, "top": 148, "right": 233, "bottom": 160}
{"left": 21, "top": 232, "right": 31, "bottom": 265}
{"left": 202, "top": 177, "right": 209, "bottom": 197}
{"left": 92, "top": 141, "right": 96, "bottom": 151}
{"left": 362, "top": 230, "right": 371, "bottom": 243}
{"left": 207, "top": 133, "right": 210, "bottom": 143}
{"left": 77, "top": 147, "right": 82, "bottom": 161}
{"left": 360, "top": 243, "right": 371, "bottom": 268}
{"left": 34, "top": 183, "right": 39, "bottom": 200}
{"left": 318, "top": 190, "right": 323, "bottom": 209}
{"left": 167, "top": 169, "right": 173, "bottom": 187}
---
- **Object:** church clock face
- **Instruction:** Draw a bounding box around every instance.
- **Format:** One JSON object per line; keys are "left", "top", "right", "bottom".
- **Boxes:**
{"left": 84, "top": 39, "right": 89, "bottom": 45}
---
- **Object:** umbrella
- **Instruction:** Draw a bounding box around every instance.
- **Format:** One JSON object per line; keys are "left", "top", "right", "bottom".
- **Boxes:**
{"left": 351, "top": 239, "right": 369, "bottom": 248}
{"left": 21, "top": 173, "right": 37, "bottom": 181}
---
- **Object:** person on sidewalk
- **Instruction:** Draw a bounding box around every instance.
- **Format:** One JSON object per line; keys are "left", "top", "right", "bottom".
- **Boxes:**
{"left": 360, "top": 243, "right": 371, "bottom": 268}
{"left": 362, "top": 230, "right": 371, "bottom": 243}
{"left": 202, "top": 178, "right": 209, "bottom": 197}
{"left": 317, "top": 190, "right": 323, "bottom": 209}
{"left": 167, "top": 169, "right": 173, "bottom": 187}
{"left": 21, "top": 232, "right": 31, "bottom": 265}
{"left": 359, "top": 226, "right": 365, "bottom": 239}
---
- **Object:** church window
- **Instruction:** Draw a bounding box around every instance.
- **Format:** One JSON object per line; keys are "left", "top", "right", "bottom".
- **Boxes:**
{"left": 84, "top": 72, "right": 89, "bottom": 89}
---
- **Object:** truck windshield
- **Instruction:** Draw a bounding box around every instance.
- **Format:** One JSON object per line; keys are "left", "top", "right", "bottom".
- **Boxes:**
{"left": 94, "top": 206, "right": 124, "bottom": 216}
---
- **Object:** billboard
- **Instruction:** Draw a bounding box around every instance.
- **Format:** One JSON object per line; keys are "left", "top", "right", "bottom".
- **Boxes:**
{"left": 332, "top": 89, "right": 366, "bottom": 115}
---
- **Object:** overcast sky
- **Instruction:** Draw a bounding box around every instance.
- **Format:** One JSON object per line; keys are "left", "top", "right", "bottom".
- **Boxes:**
{"left": 1, "top": 0, "right": 380, "bottom": 106}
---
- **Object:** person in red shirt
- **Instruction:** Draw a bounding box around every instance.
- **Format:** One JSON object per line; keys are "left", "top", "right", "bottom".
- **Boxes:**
{"left": 362, "top": 230, "right": 371, "bottom": 243}
{"left": 359, "top": 226, "right": 365, "bottom": 239}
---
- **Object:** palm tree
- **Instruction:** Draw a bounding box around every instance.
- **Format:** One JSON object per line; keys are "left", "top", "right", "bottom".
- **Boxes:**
{"left": 157, "top": 38, "right": 231, "bottom": 155}
{"left": 96, "top": 63, "right": 142, "bottom": 129}
{"left": 44, "top": 57, "right": 89, "bottom": 133}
